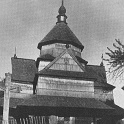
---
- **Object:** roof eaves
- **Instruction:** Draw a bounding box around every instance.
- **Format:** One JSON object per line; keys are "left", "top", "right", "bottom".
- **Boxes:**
{"left": 11, "top": 57, "right": 36, "bottom": 62}
{"left": 38, "top": 69, "right": 96, "bottom": 81}
{"left": 76, "top": 56, "right": 88, "bottom": 65}
{"left": 37, "top": 23, "right": 84, "bottom": 51}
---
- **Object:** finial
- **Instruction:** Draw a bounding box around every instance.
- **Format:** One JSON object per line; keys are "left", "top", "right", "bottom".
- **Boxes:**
{"left": 57, "top": 0, "right": 67, "bottom": 24}
{"left": 58, "top": 0, "right": 66, "bottom": 15}
{"left": 100, "top": 54, "right": 104, "bottom": 66}
{"left": 14, "top": 47, "right": 17, "bottom": 58}
{"left": 62, "top": 0, "right": 64, "bottom": 6}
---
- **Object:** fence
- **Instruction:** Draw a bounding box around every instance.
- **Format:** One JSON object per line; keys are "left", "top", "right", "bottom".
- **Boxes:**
{"left": 0, "top": 116, "right": 47, "bottom": 124}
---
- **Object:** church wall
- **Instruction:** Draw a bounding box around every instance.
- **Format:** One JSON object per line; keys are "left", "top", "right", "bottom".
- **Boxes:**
{"left": 9, "top": 82, "right": 33, "bottom": 98}
{"left": 37, "top": 77, "right": 94, "bottom": 98}
{"left": 40, "top": 48, "right": 57, "bottom": 57}
{"left": 42, "top": 44, "right": 55, "bottom": 50}
{"left": 40, "top": 43, "right": 81, "bottom": 58}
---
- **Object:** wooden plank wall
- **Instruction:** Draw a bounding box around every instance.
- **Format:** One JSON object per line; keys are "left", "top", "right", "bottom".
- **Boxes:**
{"left": 37, "top": 77, "right": 94, "bottom": 98}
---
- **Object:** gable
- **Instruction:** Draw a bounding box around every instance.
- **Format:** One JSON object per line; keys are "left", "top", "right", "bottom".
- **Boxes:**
{"left": 49, "top": 51, "right": 84, "bottom": 72}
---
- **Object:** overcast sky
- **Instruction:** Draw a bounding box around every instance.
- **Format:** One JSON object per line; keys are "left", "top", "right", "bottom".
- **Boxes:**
{"left": 0, "top": 0, "right": 124, "bottom": 107}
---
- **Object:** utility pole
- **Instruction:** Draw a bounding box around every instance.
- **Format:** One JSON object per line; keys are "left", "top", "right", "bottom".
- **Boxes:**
{"left": 2, "top": 73, "right": 11, "bottom": 124}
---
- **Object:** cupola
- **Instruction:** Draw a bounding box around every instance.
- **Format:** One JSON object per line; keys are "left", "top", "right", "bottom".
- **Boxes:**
{"left": 37, "top": 0, "right": 84, "bottom": 52}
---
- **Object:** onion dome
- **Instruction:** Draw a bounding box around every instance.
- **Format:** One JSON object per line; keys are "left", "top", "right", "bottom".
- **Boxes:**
{"left": 57, "top": 0, "right": 67, "bottom": 24}
{"left": 58, "top": 0, "right": 66, "bottom": 15}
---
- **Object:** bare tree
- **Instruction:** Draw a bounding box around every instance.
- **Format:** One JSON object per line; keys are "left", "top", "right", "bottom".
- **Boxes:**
{"left": 105, "top": 39, "right": 124, "bottom": 82}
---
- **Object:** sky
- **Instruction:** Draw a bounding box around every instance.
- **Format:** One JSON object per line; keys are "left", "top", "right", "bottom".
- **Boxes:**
{"left": 0, "top": 0, "right": 124, "bottom": 108}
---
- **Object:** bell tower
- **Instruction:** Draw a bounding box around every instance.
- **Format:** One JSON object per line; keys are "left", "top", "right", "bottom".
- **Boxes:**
{"left": 37, "top": 0, "right": 85, "bottom": 71}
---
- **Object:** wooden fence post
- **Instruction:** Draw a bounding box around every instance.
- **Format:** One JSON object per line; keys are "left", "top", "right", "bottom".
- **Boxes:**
{"left": 2, "top": 73, "right": 11, "bottom": 124}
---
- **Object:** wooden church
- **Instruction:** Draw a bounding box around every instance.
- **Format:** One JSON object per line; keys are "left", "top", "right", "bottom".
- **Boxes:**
{"left": 1, "top": 1, "right": 124, "bottom": 124}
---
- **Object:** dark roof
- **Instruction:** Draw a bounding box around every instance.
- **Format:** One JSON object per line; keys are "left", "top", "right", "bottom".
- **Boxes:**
{"left": 105, "top": 100, "right": 124, "bottom": 118}
{"left": 86, "top": 65, "right": 107, "bottom": 83}
{"left": 0, "top": 97, "right": 24, "bottom": 108}
{"left": 0, "top": 95, "right": 113, "bottom": 117}
{"left": 11, "top": 57, "right": 37, "bottom": 83}
{"left": 17, "top": 95, "right": 114, "bottom": 117}
{"left": 86, "top": 65, "right": 115, "bottom": 90}
{"left": 37, "top": 54, "right": 55, "bottom": 62}
{"left": 94, "top": 81, "right": 115, "bottom": 89}
{"left": 36, "top": 54, "right": 88, "bottom": 65}
{"left": 37, "top": 22, "right": 84, "bottom": 50}
{"left": 38, "top": 69, "right": 97, "bottom": 81}
{"left": 36, "top": 54, "right": 55, "bottom": 68}
{"left": 76, "top": 56, "right": 88, "bottom": 65}
{"left": 18, "top": 95, "right": 113, "bottom": 110}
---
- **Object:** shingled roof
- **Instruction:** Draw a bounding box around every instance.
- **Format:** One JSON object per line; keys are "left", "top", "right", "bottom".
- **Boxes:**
{"left": 37, "top": 54, "right": 55, "bottom": 62}
{"left": 18, "top": 95, "right": 114, "bottom": 110}
{"left": 17, "top": 95, "right": 114, "bottom": 117}
{"left": 86, "top": 65, "right": 107, "bottom": 83}
{"left": 76, "top": 56, "right": 88, "bottom": 65}
{"left": 105, "top": 100, "right": 124, "bottom": 118}
{"left": 11, "top": 57, "right": 37, "bottom": 83}
{"left": 86, "top": 65, "right": 115, "bottom": 89}
{"left": 37, "top": 22, "right": 84, "bottom": 51}
{"left": 38, "top": 69, "right": 96, "bottom": 81}
{"left": 0, "top": 97, "right": 24, "bottom": 108}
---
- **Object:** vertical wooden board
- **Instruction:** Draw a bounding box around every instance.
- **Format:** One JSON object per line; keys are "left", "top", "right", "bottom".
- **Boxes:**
{"left": 37, "top": 77, "right": 94, "bottom": 98}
